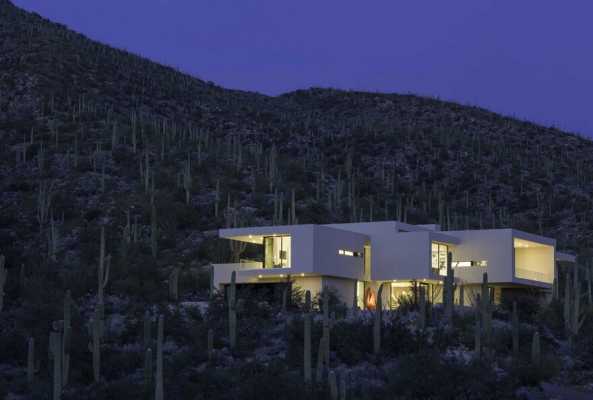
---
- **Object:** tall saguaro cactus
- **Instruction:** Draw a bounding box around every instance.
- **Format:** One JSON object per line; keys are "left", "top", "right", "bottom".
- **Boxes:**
{"left": 322, "top": 289, "right": 331, "bottom": 368}
{"left": 97, "top": 227, "right": 110, "bottom": 324}
{"left": 474, "top": 295, "right": 481, "bottom": 359}
{"left": 511, "top": 301, "right": 519, "bottom": 358}
{"left": 27, "top": 337, "right": 35, "bottom": 384}
{"left": 303, "top": 290, "right": 312, "bottom": 384}
{"left": 62, "top": 290, "right": 71, "bottom": 386}
{"left": 417, "top": 285, "right": 426, "bottom": 331}
{"left": 531, "top": 331, "right": 541, "bottom": 366}
{"left": 49, "top": 328, "right": 62, "bottom": 400}
{"left": 228, "top": 271, "right": 237, "bottom": 349}
{"left": 480, "top": 273, "right": 492, "bottom": 349}
{"left": 564, "top": 265, "right": 586, "bottom": 347}
{"left": 183, "top": 153, "right": 192, "bottom": 205}
{"left": 444, "top": 252, "right": 454, "bottom": 323}
{"left": 144, "top": 348, "right": 153, "bottom": 394}
{"left": 143, "top": 311, "right": 152, "bottom": 351}
{"left": 155, "top": 315, "right": 164, "bottom": 400}
{"left": 207, "top": 329, "right": 214, "bottom": 362}
{"left": 315, "top": 335, "right": 327, "bottom": 383}
{"left": 0, "top": 254, "right": 6, "bottom": 312}
{"left": 329, "top": 370, "right": 338, "bottom": 400}
{"left": 88, "top": 306, "right": 103, "bottom": 383}
{"left": 168, "top": 268, "right": 179, "bottom": 302}
{"left": 151, "top": 205, "right": 159, "bottom": 259}
{"left": 374, "top": 283, "right": 384, "bottom": 355}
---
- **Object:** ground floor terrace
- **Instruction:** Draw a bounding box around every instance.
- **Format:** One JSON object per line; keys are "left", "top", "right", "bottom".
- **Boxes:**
{"left": 213, "top": 272, "right": 552, "bottom": 310}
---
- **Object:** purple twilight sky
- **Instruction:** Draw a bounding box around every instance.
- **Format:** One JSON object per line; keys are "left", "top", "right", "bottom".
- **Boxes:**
{"left": 13, "top": 0, "right": 593, "bottom": 138}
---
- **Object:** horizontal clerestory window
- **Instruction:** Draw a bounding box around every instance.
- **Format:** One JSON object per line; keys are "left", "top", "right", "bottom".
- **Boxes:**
{"left": 338, "top": 249, "right": 363, "bottom": 257}
{"left": 452, "top": 260, "right": 488, "bottom": 268}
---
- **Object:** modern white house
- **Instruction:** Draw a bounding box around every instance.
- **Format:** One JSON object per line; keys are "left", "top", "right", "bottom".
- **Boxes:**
{"left": 212, "top": 221, "right": 576, "bottom": 308}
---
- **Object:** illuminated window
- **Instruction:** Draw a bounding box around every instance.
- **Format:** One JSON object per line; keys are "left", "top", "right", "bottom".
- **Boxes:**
{"left": 263, "top": 236, "right": 291, "bottom": 268}
{"left": 431, "top": 242, "right": 449, "bottom": 276}
{"left": 338, "top": 249, "right": 362, "bottom": 257}
{"left": 452, "top": 260, "right": 487, "bottom": 268}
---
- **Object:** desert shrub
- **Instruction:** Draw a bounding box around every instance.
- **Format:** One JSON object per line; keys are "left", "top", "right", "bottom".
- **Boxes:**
{"left": 331, "top": 318, "right": 373, "bottom": 364}
{"left": 499, "top": 290, "right": 543, "bottom": 324}
{"left": 387, "top": 349, "right": 514, "bottom": 400}
{"left": 313, "top": 286, "right": 348, "bottom": 317}
{"left": 511, "top": 355, "right": 562, "bottom": 387}
{"left": 536, "top": 299, "right": 565, "bottom": 337}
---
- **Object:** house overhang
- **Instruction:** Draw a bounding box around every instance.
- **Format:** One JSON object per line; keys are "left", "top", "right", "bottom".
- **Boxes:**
{"left": 428, "top": 231, "right": 461, "bottom": 246}
{"left": 555, "top": 252, "right": 576, "bottom": 263}
{"left": 218, "top": 224, "right": 313, "bottom": 244}
{"left": 511, "top": 229, "right": 556, "bottom": 247}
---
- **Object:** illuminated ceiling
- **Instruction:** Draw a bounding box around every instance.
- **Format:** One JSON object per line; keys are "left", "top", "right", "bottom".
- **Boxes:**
{"left": 513, "top": 238, "right": 551, "bottom": 249}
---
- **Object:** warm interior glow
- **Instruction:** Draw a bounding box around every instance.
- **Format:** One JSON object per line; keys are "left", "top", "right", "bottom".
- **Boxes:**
{"left": 431, "top": 242, "right": 449, "bottom": 276}
{"left": 365, "top": 287, "right": 377, "bottom": 310}
{"left": 264, "top": 235, "right": 291, "bottom": 268}
{"left": 513, "top": 238, "right": 554, "bottom": 283}
{"left": 338, "top": 249, "right": 362, "bottom": 257}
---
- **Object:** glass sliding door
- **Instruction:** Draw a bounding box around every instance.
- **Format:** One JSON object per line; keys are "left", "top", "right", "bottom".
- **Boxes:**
{"left": 263, "top": 236, "right": 291, "bottom": 268}
{"left": 431, "top": 242, "right": 449, "bottom": 276}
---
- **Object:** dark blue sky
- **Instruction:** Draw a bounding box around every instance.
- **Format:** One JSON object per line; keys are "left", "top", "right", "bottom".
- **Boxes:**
{"left": 14, "top": 1, "right": 593, "bottom": 137}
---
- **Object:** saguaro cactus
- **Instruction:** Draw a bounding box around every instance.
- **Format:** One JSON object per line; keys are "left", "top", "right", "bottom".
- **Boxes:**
{"left": 304, "top": 290, "right": 312, "bottom": 384}
{"left": 564, "top": 266, "right": 586, "bottom": 347}
{"left": 49, "top": 328, "right": 62, "bottom": 400}
{"left": 587, "top": 264, "right": 592, "bottom": 306}
{"left": 144, "top": 348, "right": 153, "bottom": 394}
{"left": 563, "top": 273, "right": 571, "bottom": 335}
{"left": 374, "top": 283, "right": 384, "bottom": 355}
{"left": 27, "top": 337, "right": 35, "bottom": 384}
{"left": 511, "top": 301, "right": 519, "bottom": 358}
{"left": 474, "top": 294, "right": 481, "bottom": 358}
{"left": 62, "top": 290, "right": 71, "bottom": 386}
{"left": 0, "top": 254, "right": 6, "bottom": 312}
{"left": 207, "top": 329, "right": 214, "bottom": 362}
{"left": 329, "top": 370, "right": 338, "bottom": 400}
{"left": 168, "top": 268, "right": 179, "bottom": 302}
{"left": 144, "top": 311, "right": 152, "bottom": 351}
{"left": 228, "top": 271, "right": 237, "bottom": 349}
{"left": 315, "top": 336, "right": 326, "bottom": 383}
{"left": 88, "top": 306, "right": 103, "bottom": 383}
{"left": 322, "top": 289, "right": 331, "bottom": 368}
{"left": 339, "top": 371, "right": 347, "bottom": 400}
{"left": 155, "top": 315, "right": 164, "bottom": 400}
{"left": 480, "top": 273, "right": 492, "bottom": 348}
{"left": 151, "top": 205, "right": 158, "bottom": 259}
{"left": 281, "top": 274, "right": 291, "bottom": 313}
{"left": 97, "top": 227, "right": 110, "bottom": 326}
{"left": 444, "top": 252, "right": 454, "bottom": 323}
{"left": 531, "top": 331, "right": 541, "bottom": 366}
{"left": 474, "top": 315, "right": 481, "bottom": 359}
{"left": 417, "top": 285, "right": 426, "bottom": 331}
{"left": 183, "top": 153, "right": 192, "bottom": 205}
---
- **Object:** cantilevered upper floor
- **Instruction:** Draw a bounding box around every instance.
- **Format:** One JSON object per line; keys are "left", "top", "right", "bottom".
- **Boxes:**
{"left": 212, "top": 221, "right": 574, "bottom": 290}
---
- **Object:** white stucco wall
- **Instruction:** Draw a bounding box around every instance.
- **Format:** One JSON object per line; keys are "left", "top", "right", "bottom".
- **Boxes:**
{"left": 324, "top": 222, "right": 434, "bottom": 281}
{"left": 384, "top": 231, "right": 432, "bottom": 280}
{"left": 313, "top": 226, "right": 367, "bottom": 280}
{"left": 445, "top": 229, "right": 514, "bottom": 284}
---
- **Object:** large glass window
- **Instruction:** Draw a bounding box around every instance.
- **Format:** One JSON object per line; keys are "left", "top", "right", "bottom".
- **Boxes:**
{"left": 263, "top": 236, "right": 291, "bottom": 268}
{"left": 431, "top": 242, "right": 449, "bottom": 276}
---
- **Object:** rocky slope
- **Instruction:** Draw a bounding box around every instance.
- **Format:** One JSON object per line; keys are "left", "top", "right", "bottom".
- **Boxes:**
{"left": 1, "top": 0, "right": 593, "bottom": 274}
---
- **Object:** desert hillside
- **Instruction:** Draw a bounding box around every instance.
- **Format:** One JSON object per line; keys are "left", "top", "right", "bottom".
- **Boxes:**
{"left": 0, "top": 1, "right": 592, "bottom": 398}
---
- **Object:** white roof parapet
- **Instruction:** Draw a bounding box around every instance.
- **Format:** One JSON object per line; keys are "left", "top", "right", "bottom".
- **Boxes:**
{"left": 556, "top": 251, "right": 576, "bottom": 263}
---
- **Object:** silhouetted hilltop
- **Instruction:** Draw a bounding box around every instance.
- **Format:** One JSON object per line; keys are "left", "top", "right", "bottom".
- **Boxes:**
{"left": 1, "top": 0, "right": 592, "bottom": 270}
